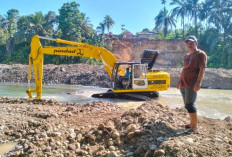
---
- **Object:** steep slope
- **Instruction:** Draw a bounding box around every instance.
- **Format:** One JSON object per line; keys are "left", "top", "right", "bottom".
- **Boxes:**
{"left": 111, "top": 39, "right": 188, "bottom": 66}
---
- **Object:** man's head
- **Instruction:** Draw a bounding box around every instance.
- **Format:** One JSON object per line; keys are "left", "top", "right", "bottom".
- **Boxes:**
{"left": 185, "top": 36, "right": 198, "bottom": 44}
{"left": 185, "top": 36, "right": 198, "bottom": 52}
{"left": 126, "top": 67, "right": 130, "bottom": 72}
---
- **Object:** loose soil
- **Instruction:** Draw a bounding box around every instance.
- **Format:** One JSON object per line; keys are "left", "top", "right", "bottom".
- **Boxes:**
{"left": 0, "top": 98, "right": 231, "bottom": 157}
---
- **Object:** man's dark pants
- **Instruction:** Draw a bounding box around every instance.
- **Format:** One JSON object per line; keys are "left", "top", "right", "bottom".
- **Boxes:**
{"left": 180, "top": 87, "right": 197, "bottom": 113}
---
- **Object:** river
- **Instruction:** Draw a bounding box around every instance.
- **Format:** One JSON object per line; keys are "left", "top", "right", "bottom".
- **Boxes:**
{"left": 0, "top": 83, "right": 231, "bottom": 120}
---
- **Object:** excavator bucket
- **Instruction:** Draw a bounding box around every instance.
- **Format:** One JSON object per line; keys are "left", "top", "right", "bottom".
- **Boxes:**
{"left": 141, "top": 49, "right": 159, "bottom": 70}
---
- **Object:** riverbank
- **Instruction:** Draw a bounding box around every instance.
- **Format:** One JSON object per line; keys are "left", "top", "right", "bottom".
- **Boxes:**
{"left": 0, "top": 64, "right": 232, "bottom": 89}
{"left": 0, "top": 97, "right": 231, "bottom": 157}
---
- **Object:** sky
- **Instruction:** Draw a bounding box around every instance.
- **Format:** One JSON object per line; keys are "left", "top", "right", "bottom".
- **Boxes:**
{"left": 0, "top": 0, "right": 174, "bottom": 34}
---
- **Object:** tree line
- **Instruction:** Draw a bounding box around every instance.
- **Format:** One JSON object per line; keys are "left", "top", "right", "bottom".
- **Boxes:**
{"left": 0, "top": 0, "right": 232, "bottom": 69}
{"left": 0, "top": 2, "right": 115, "bottom": 65}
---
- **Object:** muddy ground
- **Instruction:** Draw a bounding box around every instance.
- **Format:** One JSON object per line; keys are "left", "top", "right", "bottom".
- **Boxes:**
{"left": 0, "top": 98, "right": 231, "bottom": 157}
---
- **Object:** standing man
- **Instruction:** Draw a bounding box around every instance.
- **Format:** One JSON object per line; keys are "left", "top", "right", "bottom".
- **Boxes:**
{"left": 177, "top": 36, "right": 207, "bottom": 134}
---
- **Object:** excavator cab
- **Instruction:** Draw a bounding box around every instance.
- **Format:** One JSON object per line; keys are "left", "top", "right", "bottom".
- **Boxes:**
{"left": 112, "top": 49, "right": 159, "bottom": 90}
{"left": 112, "top": 62, "right": 148, "bottom": 90}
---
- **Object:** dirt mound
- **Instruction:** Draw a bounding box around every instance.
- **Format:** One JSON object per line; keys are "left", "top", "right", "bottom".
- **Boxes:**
{"left": 0, "top": 64, "right": 111, "bottom": 88}
{"left": 0, "top": 98, "right": 231, "bottom": 156}
{"left": 1, "top": 64, "right": 232, "bottom": 89}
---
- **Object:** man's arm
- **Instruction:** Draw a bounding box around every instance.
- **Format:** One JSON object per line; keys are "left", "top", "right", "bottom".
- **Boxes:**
{"left": 194, "top": 67, "right": 205, "bottom": 91}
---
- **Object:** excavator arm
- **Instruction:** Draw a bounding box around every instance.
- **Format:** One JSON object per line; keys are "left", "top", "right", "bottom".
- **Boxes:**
{"left": 27, "top": 35, "right": 125, "bottom": 99}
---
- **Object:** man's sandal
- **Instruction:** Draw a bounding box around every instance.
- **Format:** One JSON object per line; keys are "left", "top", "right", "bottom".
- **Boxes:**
{"left": 184, "top": 128, "right": 199, "bottom": 134}
{"left": 179, "top": 124, "right": 192, "bottom": 129}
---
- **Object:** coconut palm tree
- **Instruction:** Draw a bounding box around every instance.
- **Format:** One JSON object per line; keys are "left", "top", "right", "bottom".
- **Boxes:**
{"left": 198, "top": 0, "right": 211, "bottom": 28}
{"left": 121, "top": 24, "right": 126, "bottom": 33}
{"left": 170, "top": 0, "right": 189, "bottom": 38}
{"left": 29, "top": 12, "right": 46, "bottom": 36}
{"left": 97, "top": 22, "right": 105, "bottom": 42}
{"left": 187, "top": 0, "right": 202, "bottom": 36}
{"left": 103, "top": 15, "right": 115, "bottom": 33}
{"left": 44, "top": 11, "right": 57, "bottom": 37}
{"left": 80, "top": 13, "right": 93, "bottom": 41}
{"left": 161, "top": 0, "right": 167, "bottom": 5}
{"left": 155, "top": 7, "right": 176, "bottom": 38}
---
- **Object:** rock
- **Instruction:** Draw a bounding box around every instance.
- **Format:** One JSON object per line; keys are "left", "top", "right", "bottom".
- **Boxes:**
{"left": 40, "top": 132, "right": 48, "bottom": 138}
{"left": 228, "top": 152, "right": 232, "bottom": 156}
{"left": 186, "top": 138, "right": 194, "bottom": 143}
{"left": 130, "top": 138, "right": 137, "bottom": 143}
{"left": 45, "top": 146, "right": 52, "bottom": 152}
{"left": 114, "top": 138, "right": 121, "bottom": 146}
{"left": 14, "top": 151, "right": 21, "bottom": 156}
{"left": 149, "top": 137, "right": 154, "bottom": 142}
{"left": 112, "top": 131, "right": 120, "bottom": 139}
{"left": 85, "top": 133, "right": 96, "bottom": 141}
{"left": 157, "top": 136, "right": 164, "bottom": 141}
{"left": 127, "top": 132, "right": 135, "bottom": 139}
{"left": 107, "top": 151, "right": 118, "bottom": 157}
{"left": 69, "top": 132, "right": 76, "bottom": 139}
{"left": 15, "top": 145, "right": 22, "bottom": 151}
{"left": 53, "top": 132, "right": 61, "bottom": 137}
{"left": 76, "top": 142, "right": 81, "bottom": 149}
{"left": 215, "top": 137, "right": 222, "bottom": 142}
{"left": 153, "top": 149, "right": 165, "bottom": 157}
{"left": 229, "top": 141, "right": 232, "bottom": 145}
{"left": 109, "top": 146, "right": 116, "bottom": 151}
{"left": 60, "top": 67, "right": 66, "bottom": 72}
{"left": 68, "top": 144, "right": 76, "bottom": 150}
{"left": 135, "top": 129, "right": 143, "bottom": 135}
{"left": 149, "top": 144, "right": 157, "bottom": 150}
{"left": 144, "top": 150, "right": 153, "bottom": 157}
{"left": 76, "top": 133, "right": 83, "bottom": 142}
{"left": 14, "top": 132, "right": 22, "bottom": 138}
{"left": 108, "top": 140, "right": 114, "bottom": 146}
{"left": 49, "top": 142, "right": 56, "bottom": 149}
{"left": 126, "top": 152, "right": 133, "bottom": 156}
{"left": 224, "top": 116, "right": 231, "bottom": 121}
{"left": 98, "top": 145, "right": 105, "bottom": 150}
{"left": 124, "top": 124, "right": 136, "bottom": 134}
{"left": 98, "top": 123, "right": 105, "bottom": 129}
{"left": 188, "top": 153, "right": 197, "bottom": 157}
{"left": 56, "top": 141, "right": 62, "bottom": 146}
{"left": 106, "top": 120, "right": 115, "bottom": 130}
{"left": 134, "top": 146, "right": 144, "bottom": 156}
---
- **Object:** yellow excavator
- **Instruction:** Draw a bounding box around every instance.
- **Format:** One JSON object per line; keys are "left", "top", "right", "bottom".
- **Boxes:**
{"left": 26, "top": 35, "right": 170, "bottom": 101}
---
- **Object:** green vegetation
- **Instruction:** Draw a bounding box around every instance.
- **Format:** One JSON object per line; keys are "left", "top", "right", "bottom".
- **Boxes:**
{"left": 154, "top": 0, "right": 232, "bottom": 69}
{"left": 0, "top": 0, "right": 232, "bottom": 69}
{"left": 0, "top": 2, "right": 113, "bottom": 65}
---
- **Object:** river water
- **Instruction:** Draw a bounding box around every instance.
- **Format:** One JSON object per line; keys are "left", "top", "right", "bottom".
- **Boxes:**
{"left": 0, "top": 83, "right": 231, "bottom": 120}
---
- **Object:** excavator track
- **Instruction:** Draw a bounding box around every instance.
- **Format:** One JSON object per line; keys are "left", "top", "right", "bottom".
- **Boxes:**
{"left": 91, "top": 90, "right": 159, "bottom": 101}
